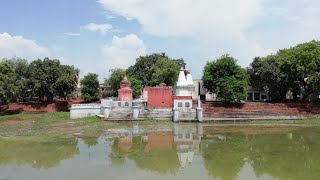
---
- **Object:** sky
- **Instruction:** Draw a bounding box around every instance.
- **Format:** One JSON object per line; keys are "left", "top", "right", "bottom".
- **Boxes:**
{"left": 1, "top": 0, "right": 320, "bottom": 82}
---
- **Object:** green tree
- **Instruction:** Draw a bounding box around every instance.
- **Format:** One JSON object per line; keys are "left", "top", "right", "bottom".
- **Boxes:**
{"left": 126, "top": 53, "right": 184, "bottom": 86}
{"left": 128, "top": 76, "right": 142, "bottom": 98}
{"left": 81, "top": 73, "right": 99, "bottom": 102}
{"left": 202, "top": 54, "right": 248, "bottom": 102}
{"left": 106, "top": 69, "right": 126, "bottom": 97}
{"left": 106, "top": 69, "right": 142, "bottom": 98}
{"left": 150, "top": 58, "right": 181, "bottom": 86}
{"left": 247, "top": 56, "right": 287, "bottom": 100}
{"left": 0, "top": 62, "right": 17, "bottom": 104}
{"left": 55, "top": 65, "right": 79, "bottom": 99}
{"left": 28, "top": 58, "right": 62, "bottom": 101}
{"left": 3, "top": 58, "right": 30, "bottom": 100}
{"left": 248, "top": 40, "right": 320, "bottom": 100}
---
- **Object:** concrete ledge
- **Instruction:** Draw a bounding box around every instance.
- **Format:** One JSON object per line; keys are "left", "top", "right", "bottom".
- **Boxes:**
{"left": 203, "top": 116, "right": 303, "bottom": 121}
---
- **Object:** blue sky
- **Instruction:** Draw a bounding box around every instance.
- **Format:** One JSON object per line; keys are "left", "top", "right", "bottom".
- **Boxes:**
{"left": 1, "top": 0, "right": 320, "bottom": 81}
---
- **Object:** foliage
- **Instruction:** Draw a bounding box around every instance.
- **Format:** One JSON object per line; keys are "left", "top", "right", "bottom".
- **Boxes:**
{"left": 202, "top": 54, "right": 248, "bottom": 102}
{"left": 55, "top": 65, "right": 79, "bottom": 99}
{"left": 3, "top": 58, "right": 30, "bottom": 99}
{"left": 106, "top": 69, "right": 126, "bottom": 97}
{"left": 81, "top": 73, "right": 99, "bottom": 102}
{"left": 128, "top": 76, "right": 142, "bottom": 98}
{"left": 106, "top": 69, "right": 142, "bottom": 98}
{"left": 27, "top": 58, "right": 79, "bottom": 101}
{"left": 249, "top": 40, "right": 320, "bottom": 100}
{"left": 126, "top": 53, "right": 184, "bottom": 86}
{"left": 247, "top": 56, "right": 287, "bottom": 100}
{"left": 0, "top": 62, "right": 17, "bottom": 104}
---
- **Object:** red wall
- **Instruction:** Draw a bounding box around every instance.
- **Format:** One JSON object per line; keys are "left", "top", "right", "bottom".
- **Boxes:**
{"left": 146, "top": 87, "right": 173, "bottom": 108}
{"left": 202, "top": 102, "right": 320, "bottom": 117}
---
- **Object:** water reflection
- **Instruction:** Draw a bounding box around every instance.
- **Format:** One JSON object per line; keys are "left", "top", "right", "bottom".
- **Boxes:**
{"left": 1, "top": 124, "right": 320, "bottom": 180}
{"left": 0, "top": 137, "right": 79, "bottom": 169}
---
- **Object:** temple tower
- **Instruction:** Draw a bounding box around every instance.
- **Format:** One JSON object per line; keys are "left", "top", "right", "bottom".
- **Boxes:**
{"left": 174, "top": 68, "right": 195, "bottom": 109}
{"left": 118, "top": 76, "right": 133, "bottom": 101}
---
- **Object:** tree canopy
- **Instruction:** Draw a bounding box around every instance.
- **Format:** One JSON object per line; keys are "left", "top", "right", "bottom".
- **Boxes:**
{"left": 202, "top": 54, "right": 248, "bottom": 102}
{"left": 106, "top": 69, "right": 142, "bottom": 98}
{"left": 0, "top": 62, "right": 17, "bottom": 104}
{"left": 81, "top": 73, "right": 99, "bottom": 102}
{"left": 126, "top": 53, "right": 184, "bottom": 86}
{"left": 248, "top": 40, "right": 320, "bottom": 100}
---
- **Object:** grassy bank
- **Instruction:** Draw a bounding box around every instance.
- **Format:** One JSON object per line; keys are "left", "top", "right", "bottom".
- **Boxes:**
{"left": 1, "top": 112, "right": 320, "bottom": 139}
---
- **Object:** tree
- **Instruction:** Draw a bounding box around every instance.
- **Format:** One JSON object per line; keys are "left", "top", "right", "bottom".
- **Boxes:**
{"left": 277, "top": 40, "right": 320, "bottom": 99}
{"left": 106, "top": 69, "right": 142, "bottom": 98}
{"left": 81, "top": 73, "right": 99, "bottom": 102}
{"left": 202, "top": 54, "right": 248, "bottom": 102}
{"left": 28, "top": 58, "right": 62, "bottom": 101}
{"left": 247, "top": 56, "right": 287, "bottom": 100}
{"left": 55, "top": 65, "right": 79, "bottom": 99}
{"left": 128, "top": 76, "right": 142, "bottom": 98}
{"left": 26, "top": 58, "right": 79, "bottom": 101}
{"left": 0, "top": 62, "right": 17, "bottom": 104}
{"left": 106, "top": 69, "right": 126, "bottom": 97}
{"left": 150, "top": 58, "right": 181, "bottom": 86}
{"left": 126, "top": 53, "right": 184, "bottom": 86}
{"left": 2, "top": 58, "right": 30, "bottom": 100}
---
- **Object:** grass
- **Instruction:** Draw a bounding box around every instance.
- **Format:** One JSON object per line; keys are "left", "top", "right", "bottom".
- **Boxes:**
{"left": 1, "top": 112, "right": 320, "bottom": 140}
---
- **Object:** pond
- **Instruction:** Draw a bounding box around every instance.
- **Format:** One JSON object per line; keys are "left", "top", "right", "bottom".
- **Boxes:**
{"left": 0, "top": 124, "right": 320, "bottom": 180}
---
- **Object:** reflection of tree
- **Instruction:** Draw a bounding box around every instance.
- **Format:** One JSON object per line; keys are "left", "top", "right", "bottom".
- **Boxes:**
{"left": 82, "top": 137, "right": 98, "bottom": 147}
{"left": 110, "top": 138, "right": 126, "bottom": 167}
{"left": 249, "top": 131, "right": 320, "bottom": 180}
{"left": 110, "top": 136, "right": 180, "bottom": 174}
{"left": 0, "top": 137, "right": 79, "bottom": 169}
{"left": 202, "top": 135, "right": 249, "bottom": 180}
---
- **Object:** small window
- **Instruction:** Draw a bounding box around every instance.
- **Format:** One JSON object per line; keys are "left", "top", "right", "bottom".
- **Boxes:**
{"left": 254, "top": 93, "right": 260, "bottom": 101}
{"left": 261, "top": 95, "right": 267, "bottom": 100}
{"left": 118, "top": 102, "right": 121, "bottom": 106}
{"left": 247, "top": 93, "right": 253, "bottom": 101}
{"left": 185, "top": 102, "right": 190, "bottom": 107}
{"left": 178, "top": 102, "right": 183, "bottom": 107}
{"left": 125, "top": 102, "right": 129, "bottom": 107}
{"left": 185, "top": 133, "right": 190, "bottom": 139}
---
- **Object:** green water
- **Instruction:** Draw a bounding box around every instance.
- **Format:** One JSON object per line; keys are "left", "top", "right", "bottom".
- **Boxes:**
{"left": 1, "top": 124, "right": 320, "bottom": 180}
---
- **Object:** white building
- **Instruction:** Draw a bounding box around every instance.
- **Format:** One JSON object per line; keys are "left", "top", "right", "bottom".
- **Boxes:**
{"left": 174, "top": 68, "right": 195, "bottom": 109}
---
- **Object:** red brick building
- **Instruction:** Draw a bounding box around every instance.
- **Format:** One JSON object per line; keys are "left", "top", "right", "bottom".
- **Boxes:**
{"left": 144, "top": 83, "right": 173, "bottom": 108}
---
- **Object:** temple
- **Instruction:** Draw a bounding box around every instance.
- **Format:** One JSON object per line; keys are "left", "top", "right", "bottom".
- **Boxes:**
{"left": 174, "top": 68, "right": 195, "bottom": 109}
{"left": 70, "top": 67, "right": 203, "bottom": 121}
{"left": 118, "top": 76, "right": 133, "bottom": 101}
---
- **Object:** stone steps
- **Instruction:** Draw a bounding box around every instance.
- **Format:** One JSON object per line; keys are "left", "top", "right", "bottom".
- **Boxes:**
{"left": 108, "top": 108, "right": 133, "bottom": 120}
{"left": 138, "top": 108, "right": 173, "bottom": 119}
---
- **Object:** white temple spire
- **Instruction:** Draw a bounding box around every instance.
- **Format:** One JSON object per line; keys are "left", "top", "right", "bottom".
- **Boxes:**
{"left": 177, "top": 68, "right": 187, "bottom": 86}
{"left": 186, "top": 70, "right": 194, "bottom": 86}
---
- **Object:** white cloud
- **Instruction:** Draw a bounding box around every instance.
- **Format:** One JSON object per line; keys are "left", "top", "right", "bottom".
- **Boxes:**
{"left": 98, "top": 0, "right": 265, "bottom": 38}
{"left": 81, "top": 23, "right": 112, "bottom": 34}
{"left": 0, "top": 32, "right": 50, "bottom": 60}
{"left": 64, "top": 32, "right": 81, "bottom": 36}
{"left": 101, "top": 34, "right": 147, "bottom": 71}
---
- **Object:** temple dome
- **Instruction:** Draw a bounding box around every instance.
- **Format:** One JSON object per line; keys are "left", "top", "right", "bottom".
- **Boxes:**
{"left": 120, "top": 76, "right": 131, "bottom": 88}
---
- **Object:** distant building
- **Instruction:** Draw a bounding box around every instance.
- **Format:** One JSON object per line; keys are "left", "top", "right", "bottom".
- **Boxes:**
{"left": 193, "top": 79, "right": 270, "bottom": 102}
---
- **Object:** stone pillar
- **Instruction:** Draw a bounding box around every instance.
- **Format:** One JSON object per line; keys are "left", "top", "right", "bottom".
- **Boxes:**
{"left": 197, "top": 124, "right": 203, "bottom": 136}
{"left": 197, "top": 108, "right": 203, "bottom": 122}
{"left": 102, "top": 106, "right": 112, "bottom": 120}
{"left": 132, "top": 106, "right": 140, "bottom": 119}
{"left": 173, "top": 108, "right": 179, "bottom": 122}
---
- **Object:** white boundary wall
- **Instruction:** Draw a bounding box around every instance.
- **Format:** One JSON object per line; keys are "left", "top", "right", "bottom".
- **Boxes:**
{"left": 70, "top": 104, "right": 101, "bottom": 119}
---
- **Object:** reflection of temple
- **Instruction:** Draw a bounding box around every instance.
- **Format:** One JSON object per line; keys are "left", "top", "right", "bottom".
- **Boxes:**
{"left": 110, "top": 124, "right": 204, "bottom": 171}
